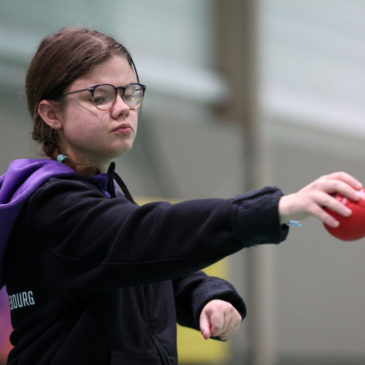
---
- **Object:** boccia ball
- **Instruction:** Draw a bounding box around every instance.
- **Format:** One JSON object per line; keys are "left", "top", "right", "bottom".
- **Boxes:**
{"left": 324, "top": 189, "right": 365, "bottom": 241}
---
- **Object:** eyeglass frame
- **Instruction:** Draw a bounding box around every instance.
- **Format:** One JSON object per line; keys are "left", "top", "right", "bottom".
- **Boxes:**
{"left": 61, "top": 82, "right": 147, "bottom": 110}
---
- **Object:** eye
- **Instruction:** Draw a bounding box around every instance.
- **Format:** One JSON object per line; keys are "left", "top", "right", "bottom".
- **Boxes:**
{"left": 93, "top": 85, "right": 115, "bottom": 106}
{"left": 93, "top": 95, "right": 107, "bottom": 105}
{"left": 124, "top": 85, "right": 143, "bottom": 105}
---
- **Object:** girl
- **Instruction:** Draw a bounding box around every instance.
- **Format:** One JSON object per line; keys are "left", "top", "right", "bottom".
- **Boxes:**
{"left": 0, "top": 27, "right": 361, "bottom": 365}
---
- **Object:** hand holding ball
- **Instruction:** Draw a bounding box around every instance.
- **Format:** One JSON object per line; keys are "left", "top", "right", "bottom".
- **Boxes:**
{"left": 324, "top": 188, "right": 365, "bottom": 241}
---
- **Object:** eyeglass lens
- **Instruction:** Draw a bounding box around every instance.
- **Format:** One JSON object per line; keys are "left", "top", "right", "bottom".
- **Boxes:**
{"left": 93, "top": 84, "right": 144, "bottom": 110}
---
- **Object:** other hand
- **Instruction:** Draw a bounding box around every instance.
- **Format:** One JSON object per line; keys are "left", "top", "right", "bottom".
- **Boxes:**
{"left": 199, "top": 299, "right": 242, "bottom": 341}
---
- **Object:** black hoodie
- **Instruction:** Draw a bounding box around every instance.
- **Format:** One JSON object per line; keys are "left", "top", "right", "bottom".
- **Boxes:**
{"left": 2, "top": 159, "right": 288, "bottom": 364}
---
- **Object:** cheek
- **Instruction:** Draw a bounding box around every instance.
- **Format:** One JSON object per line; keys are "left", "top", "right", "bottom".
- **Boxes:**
{"left": 61, "top": 109, "right": 103, "bottom": 145}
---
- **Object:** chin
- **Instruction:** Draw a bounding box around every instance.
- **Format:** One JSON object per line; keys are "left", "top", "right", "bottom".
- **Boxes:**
{"left": 113, "top": 144, "right": 134, "bottom": 157}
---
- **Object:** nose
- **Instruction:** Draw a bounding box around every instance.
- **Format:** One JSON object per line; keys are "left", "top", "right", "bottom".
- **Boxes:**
{"left": 111, "top": 93, "right": 130, "bottom": 120}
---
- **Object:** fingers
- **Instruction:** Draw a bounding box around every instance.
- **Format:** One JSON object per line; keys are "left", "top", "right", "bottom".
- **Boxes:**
{"left": 212, "top": 310, "right": 241, "bottom": 341}
{"left": 209, "top": 312, "right": 225, "bottom": 339}
{"left": 315, "top": 176, "right": 361, "bottom": 202}
{"left": 199, "top": 300, "right": 242, "bottom": 341}
{"left": 305, "top": 174, "right": 362, "bottom": 227}
{"left": 199, "top": 310, "right": 211, "bottom": 340}
{"left": 326, "top": 172, "right": 362, "bottom": 190}
{"left": 292, "top": 189, "right": 352, "bottom": 227}
{"left": 304, "top": 194, "right": 346, "bottom": 227}
{"left": 279, "top": 172, "right": 363, "bottom": 225}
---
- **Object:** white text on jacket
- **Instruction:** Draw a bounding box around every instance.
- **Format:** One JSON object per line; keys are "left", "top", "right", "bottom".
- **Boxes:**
{"left": 8, "top": 291, "right": 35, "bottom": 310}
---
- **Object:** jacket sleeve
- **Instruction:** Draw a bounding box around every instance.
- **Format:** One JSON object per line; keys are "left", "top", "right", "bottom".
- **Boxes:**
{"left": 173, "top": 271, "right": 246, "bottom": 331}
{"left": 28, "top": 177, "right": 288, "bottom": 296}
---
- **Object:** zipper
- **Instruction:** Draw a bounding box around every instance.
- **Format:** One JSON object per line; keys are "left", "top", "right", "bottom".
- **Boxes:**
{"left": 143, "top": 285, "right": 170, "bottom": 365}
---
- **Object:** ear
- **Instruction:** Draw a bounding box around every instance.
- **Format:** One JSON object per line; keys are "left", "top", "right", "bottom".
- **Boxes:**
{"left": 38, "top": 100, "right": 63, "bottom": 130}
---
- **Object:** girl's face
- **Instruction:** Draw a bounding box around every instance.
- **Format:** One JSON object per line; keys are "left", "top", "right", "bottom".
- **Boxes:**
{"left": 58, "top": 55, "right": 139, "bottom": 172}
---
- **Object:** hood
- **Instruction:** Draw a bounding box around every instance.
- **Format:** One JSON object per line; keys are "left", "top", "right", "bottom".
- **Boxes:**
{"left": 0, "top": 159, "right": 76, "bottom": 287}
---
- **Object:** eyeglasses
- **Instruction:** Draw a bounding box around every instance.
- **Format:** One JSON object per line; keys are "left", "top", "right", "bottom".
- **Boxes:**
{"left": 62, "top": 83, "right": 146, "bottom": 110}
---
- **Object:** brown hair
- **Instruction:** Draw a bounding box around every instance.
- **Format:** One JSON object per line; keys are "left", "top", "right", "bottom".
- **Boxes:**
{"left": 26, "top": 26, "right": 139, "bottom": 175}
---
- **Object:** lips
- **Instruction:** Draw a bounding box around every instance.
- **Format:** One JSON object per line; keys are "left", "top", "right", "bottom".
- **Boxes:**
{"left": 112, "top": 123, "right": 133, "bottom": 135}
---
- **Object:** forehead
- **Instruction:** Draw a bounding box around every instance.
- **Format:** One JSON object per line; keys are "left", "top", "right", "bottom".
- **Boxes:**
{"left": 71, "top": 56, "right": 135, "bottom": 89}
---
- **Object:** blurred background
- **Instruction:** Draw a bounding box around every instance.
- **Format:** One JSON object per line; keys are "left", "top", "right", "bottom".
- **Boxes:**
{"left": 1, "top": 0, "right": 365, "bottom": 364}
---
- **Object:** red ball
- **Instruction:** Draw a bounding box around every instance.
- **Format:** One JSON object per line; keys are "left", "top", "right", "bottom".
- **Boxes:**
{"left": 324, "top": 188, "right": 365, "bottom": 241}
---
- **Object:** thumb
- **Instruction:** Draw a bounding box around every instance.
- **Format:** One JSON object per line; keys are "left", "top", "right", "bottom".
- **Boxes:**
{"left": 199, "top": 310, "right": 212, "bottom": 340}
